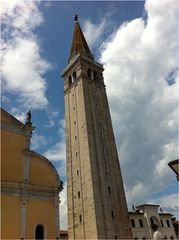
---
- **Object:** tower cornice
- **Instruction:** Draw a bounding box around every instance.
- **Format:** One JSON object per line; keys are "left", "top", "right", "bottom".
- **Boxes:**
{"left": 61, "top": 54, "right": 104, "bottom": 78}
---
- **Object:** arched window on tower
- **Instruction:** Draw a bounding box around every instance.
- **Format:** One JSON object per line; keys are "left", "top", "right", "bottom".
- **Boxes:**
{"left": 150, "top": 218, "right": 154, "bottom": 226}
{"left": 91, "top": 71, "right": 94, "bottom": 80}
{"left": 68, "top": 75, "right": 72, "bottom": 85}
{"left": 72, "top": 71, "right": 76, "bottom": 82}
{"left": 87, "top": 68, "right": 91, "bottom": 78}
{"left": 35, "top": 224, "right": 44, "bottom": 239}
{"left": 93, "top": 71, "right": 97, "bottom": 80}
{"left": 87, "top": 68, "right": 96, "bottom": 80}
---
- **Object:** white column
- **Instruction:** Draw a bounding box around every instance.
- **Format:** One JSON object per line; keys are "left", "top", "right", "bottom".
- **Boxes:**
{"left": 55, "top": 195, "right": 60, "bottom": 239}
{"left": 24, "top": 135, "right": 31, "bottom": 182}
{"left": 24, "top": 154, "right": 30, "bottom": 182}
{"left": 20, "top": 197, "right": 27, "bottom": 239}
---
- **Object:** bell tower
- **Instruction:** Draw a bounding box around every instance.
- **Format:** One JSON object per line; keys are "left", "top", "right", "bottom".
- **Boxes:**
{"left": 61, "top": 16, "right": 132, "bottom": 239}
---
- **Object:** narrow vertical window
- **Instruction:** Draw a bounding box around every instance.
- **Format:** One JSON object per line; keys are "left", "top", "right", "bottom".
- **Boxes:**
{"left": 79, "top": 214, "right": 82, "bottom": 223}
{"left": 166, "top": 220, "right": 170, "bottom": 227}
{"left": 74, "top": 121, "right": 76, "bottom": 125}
{"left": 35, "top": 225, "right": 44, "bottom": 239}
{"left": 131, "top": 219, "right": 135, "bottom": 228}
{"left": 108, "top": 186, "right": 111, "bottom": 194}
{"left": 160, "top": 220, "right": 164, "bottom": 227}
{"left": 78, "top": 191, "right": 80, "bottom": 198}
{"left": 105, "top": 165, "right": 108, "bottom": 174}
{"left": 75, "top": 136, "right": 77, "bottom": 140}
{"left": 76, "top": 152, "right": 78, "bottom": 158}
{"left": 111, "top": 210, "right": 114, "bottom": 219}
{"left": 77, "top": 170, "right": 79, "bottom": 175}
{"left": 139, "top": 219, "right": 143, "bottom": 227}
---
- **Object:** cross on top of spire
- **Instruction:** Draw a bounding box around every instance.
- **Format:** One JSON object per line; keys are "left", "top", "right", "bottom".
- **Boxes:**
{"left": 74, "top": 14, "right": 78, "bottom": 22}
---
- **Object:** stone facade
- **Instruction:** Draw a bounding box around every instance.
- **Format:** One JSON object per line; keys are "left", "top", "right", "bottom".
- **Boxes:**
{"left": 62, "top": 20, "right": 132, "bottom": 239}
{"left": 129, "top": 204, "right": 177, "bottom": 240}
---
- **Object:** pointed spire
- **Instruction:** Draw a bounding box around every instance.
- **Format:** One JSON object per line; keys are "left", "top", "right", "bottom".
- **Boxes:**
{"left": 69, "top": 15, "right": 92, "bottom": 60}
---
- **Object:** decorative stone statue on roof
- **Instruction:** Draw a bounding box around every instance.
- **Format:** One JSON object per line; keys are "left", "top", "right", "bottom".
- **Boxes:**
{"left": 26, "top": 110, "right": 32, "bottom": 125}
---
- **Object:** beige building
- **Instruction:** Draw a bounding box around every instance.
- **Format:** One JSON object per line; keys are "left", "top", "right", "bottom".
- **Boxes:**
{"left": 129, "top": 204, "right": 177, "bottom": 240}
{"left": 1, "top": 108, "right": 63, "bottom": 239}
{"left": 61, "top": 16, "right": 132, "bottom": 239}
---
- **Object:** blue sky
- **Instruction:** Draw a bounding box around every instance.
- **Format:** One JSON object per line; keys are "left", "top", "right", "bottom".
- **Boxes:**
{"left": 1, "top": 0, "right": 178, "bottom": 230}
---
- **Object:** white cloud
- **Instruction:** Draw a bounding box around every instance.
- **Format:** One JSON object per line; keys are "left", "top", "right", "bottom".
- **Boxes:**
{"left": 0, "top": 0, "right": 43, "bottom": 32}
{"left": 44, "top": 110, "right": 59, "bottom": 128}
{"left": 1, "top": 0, "right": 52, "bottom": 110}
{"left": 60, "top": 182, "right": 67, "bottom": 230}
{"left": 43, "top": 120, "right": 66, "bottom": 175}
{"left": 44, "top": 141, "right": 66, "bottom": 162}
{"left": 43, "top": 120, "right": 67, "bottom": 228}
{"left": 2, "top": 38, "right": 50, "bottom": 108}
{"left": 100, "top": 0, "right": 178, "bottom": 211}
{"left": 31, "top": 134, "right": 47, "bottom": 150}
{"left": 148, "top": 193, "right": 179, "bottom": 219}
{"left": 83, "top": 18, "right": 107, "bottom": 49}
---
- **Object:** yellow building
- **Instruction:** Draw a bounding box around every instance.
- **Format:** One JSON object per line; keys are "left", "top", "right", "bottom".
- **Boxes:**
{"left": 1, "top": 108, "right": 63, "bottom": 239}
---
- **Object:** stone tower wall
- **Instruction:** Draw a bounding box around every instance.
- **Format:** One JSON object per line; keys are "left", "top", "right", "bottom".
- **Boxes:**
{"left": 63, "top": 56, "right": 132, "bottom": 239}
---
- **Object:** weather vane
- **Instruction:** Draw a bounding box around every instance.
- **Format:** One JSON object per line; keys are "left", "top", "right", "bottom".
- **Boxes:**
{"left": 74, "top": 14, "right": 78, "bottom": 22}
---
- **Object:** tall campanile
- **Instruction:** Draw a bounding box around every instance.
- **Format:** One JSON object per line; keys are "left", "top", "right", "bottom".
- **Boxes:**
{"left": 61, "top": 16, "right": 132, "bottom": 239}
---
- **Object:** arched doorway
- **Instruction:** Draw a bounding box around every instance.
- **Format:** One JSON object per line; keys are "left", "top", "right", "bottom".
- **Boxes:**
{"left": 35, "top": 224, "right": 44, "bottom": 240}
{"left": 150, "top": 216, "right": 164, "bottom": 240}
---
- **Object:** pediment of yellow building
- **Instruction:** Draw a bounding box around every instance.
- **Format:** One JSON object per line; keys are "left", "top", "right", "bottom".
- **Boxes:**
{"left": 1, "top": 108, "right": 24, "bottom": 128}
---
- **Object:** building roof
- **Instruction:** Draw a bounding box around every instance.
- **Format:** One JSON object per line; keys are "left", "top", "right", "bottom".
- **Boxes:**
{"left": 1, "top": 107, "right": 25, "bottom": 127}
{"left": 1, "top": 107, "right": 35, "bottom": 134}
{"left": 129, "top": 211, "right": 144, "bottom": 215}
{"left": 70, "top": 18, "right": 92, "bottom": 59}
{"left": 136, "top": 204, "right": 160, "bottom": 208}
{"left": 159, "top": 213, "right": 173, "bottom": 216}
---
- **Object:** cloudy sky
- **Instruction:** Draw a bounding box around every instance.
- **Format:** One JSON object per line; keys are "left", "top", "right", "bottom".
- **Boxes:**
{"left": 1, "top": 0, "right": 178, "bottom": 230}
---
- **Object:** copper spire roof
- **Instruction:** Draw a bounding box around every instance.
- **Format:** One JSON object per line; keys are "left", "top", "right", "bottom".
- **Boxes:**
{"left": 70, "top": 16, "right": 92, "bottom": 59}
